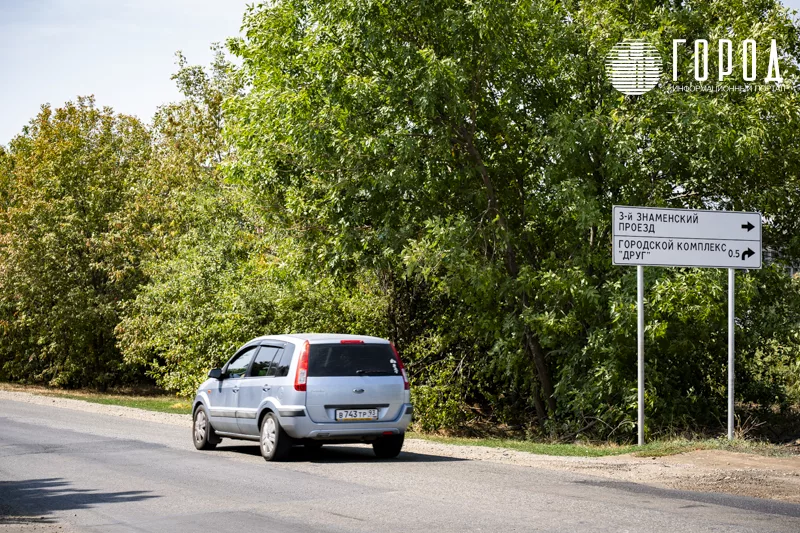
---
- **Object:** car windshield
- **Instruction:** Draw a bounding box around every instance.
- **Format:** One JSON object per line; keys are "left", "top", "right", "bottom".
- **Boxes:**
{"left": 308, "top": 343, "right": 400, "bottom": 377}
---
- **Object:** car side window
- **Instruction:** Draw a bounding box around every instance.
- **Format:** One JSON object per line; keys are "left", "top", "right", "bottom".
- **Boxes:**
{"left": 226, "top": 347, "right": 257, "bottom": 379}
{"left": 265, "top": 348, "right": 285, "bottom": 377}
{"left": 273, "top": 346, "right": 293, "bottom": 377}
{"left": 250, "top": 346, "right": 279, "bottom": 377}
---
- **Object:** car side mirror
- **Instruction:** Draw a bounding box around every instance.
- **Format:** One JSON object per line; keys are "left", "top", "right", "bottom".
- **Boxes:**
{"left": 208, "top": 368, "right": 223, "bottom": 380}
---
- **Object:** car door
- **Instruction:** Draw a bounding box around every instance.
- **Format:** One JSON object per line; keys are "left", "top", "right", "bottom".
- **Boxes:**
{"left": 208, "top": 345, "right": 257, "bottom": 433}
{"left": 236, "top": 344, "right": 282, "bottom": 435}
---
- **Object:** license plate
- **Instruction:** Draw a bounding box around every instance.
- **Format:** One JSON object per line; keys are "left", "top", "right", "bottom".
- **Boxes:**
{"left": 335, "top": 408, "right": 378, "bottom": 421}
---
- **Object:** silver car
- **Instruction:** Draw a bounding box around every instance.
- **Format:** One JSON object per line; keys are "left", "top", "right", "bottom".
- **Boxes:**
{"left": 192, "top": 333, "right": 413, "bottom": 461}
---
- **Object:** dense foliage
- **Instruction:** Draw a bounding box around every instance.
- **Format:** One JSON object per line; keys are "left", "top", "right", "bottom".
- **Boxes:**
{"left": 0, "top": 98, "right": 150, "bottom": 388}
{"left": 221, "top": 0, "right": 800, "bottom": 436}
{"left": 1, "top": 0, "right": 799, "bottom": 439}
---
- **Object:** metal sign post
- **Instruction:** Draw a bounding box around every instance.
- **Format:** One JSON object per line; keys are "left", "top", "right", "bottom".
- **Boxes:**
{"left": 637, "top": 265, "right": 644, "bottom": 446}
{"left": 612, "top": 206, "right": 762, "bottom": 444}
{"left": 728, "top": 268, "right": 735, "bottom": 440}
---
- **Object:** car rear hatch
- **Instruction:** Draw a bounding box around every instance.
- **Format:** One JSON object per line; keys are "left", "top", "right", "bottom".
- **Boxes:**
{"left": 305, "top": 342, "right": 406, "bottom": 424}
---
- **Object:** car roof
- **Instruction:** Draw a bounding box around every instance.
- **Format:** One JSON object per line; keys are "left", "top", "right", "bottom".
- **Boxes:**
{"left": 251, "top": 333, "right": 390, "bottom": 345}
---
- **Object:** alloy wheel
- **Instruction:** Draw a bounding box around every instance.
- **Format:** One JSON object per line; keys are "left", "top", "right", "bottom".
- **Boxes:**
{"left": 194, "top": 410, "right": 207, "bottom": 443}
{"left": 261, "top": 417, "right": 276, "bottom": 456}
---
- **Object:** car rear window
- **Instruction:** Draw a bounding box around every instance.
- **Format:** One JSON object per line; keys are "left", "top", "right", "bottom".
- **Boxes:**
{"left": 308, "top": 343, "right": 400, "bottom": 377}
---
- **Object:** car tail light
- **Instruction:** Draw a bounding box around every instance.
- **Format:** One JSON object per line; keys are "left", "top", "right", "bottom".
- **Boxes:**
{"left": 391, "top": 343, "right": 410, "bottom": 390}
{"left": 340, "top": 339, "right": 364, "bottom": 344}
{"left": 294, "top": 340, "right": 309, "bottom": 391}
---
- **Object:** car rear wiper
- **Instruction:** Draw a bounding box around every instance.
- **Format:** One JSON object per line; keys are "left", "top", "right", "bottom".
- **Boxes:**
{"left": 355, "top": 369, "right": 392, "bottom": 375}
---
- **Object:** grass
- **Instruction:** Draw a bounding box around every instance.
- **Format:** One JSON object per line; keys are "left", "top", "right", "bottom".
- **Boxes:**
{"left": 404, "top": 433, "right": 794, "bottom": 458}
{"left": 1, "top": 383, "right": 794, "bottom": 457}
{"left": 0, "top": 382, "right": 192, "bottom": 414}
{"left": 48, "top": 393, "right": 193, "bottom": 414}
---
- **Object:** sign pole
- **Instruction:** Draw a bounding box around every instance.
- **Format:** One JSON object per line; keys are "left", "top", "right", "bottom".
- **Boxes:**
{"left": 728, "top": 268, "right": 735, "bottom": 440}
{"left": 637, "top": 265, "right": 644, "bottom": 446}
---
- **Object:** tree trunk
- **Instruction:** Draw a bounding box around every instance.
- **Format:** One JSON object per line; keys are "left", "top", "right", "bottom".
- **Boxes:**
{"left": 526, "top": 333, "right": 556, "bottom": 416}
{"left": 531, "top": 377, "right": 548, "bottom": 423}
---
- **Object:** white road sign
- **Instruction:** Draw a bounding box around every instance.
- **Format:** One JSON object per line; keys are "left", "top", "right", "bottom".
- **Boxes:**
{"left": 613, "top": 206, "right": 762, "bottom": 269}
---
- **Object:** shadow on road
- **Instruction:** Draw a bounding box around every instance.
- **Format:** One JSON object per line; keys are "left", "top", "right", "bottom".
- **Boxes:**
{"left": 217, "top": 442, "right": 466, "bottom": 463}
{"left": 0, "top": 478, "right": 158, "bottom": 523}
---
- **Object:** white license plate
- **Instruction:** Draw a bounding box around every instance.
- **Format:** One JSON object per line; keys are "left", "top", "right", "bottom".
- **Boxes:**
{"left": 335, "top": 408, "right": 378, "bottom": 421}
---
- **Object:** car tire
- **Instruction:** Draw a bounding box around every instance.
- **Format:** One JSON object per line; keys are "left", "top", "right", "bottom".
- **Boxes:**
{"left": 372, "top": 434, "right": 404, "bottom": 459}
{"left": 193, "top": 406, "right": 220, "bottom": 450}
{"left": 260, "top": 412, "right": 292, "bottom": 461}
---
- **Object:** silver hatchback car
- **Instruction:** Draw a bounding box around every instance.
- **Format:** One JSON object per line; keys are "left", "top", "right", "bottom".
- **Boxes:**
{"left": 192, "top": 333, "right": 413, "bottom": 461}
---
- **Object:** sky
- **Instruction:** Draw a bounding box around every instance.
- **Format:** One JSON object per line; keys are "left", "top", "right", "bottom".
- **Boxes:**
{"left": 0, "top": 0, "right": 250, "bottom": 144}
{"left": 0, "top": 0, "right": 798, "bottom": 145}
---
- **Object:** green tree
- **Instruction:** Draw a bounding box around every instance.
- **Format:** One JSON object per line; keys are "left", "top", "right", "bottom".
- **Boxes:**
{"left": 227, "top": 0, "right": 800, "bottom": 436}
{"left": 0, "top": 97, "right": 151, "bottom": 388}
{"left": 116, "top": 50, "right": 388, "bottom": 396}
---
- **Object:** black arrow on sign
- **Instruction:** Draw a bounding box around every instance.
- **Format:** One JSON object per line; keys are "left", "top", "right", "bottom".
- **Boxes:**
{"left": 741, "top": 248, "right": 755, "bottom": 261}
{"left": 741, "top": 221, "right": 754, "bottom": 232}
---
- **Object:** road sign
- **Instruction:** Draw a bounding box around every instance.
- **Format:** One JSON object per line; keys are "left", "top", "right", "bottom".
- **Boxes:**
{"left": 613, "top": 206, "right": 762, "bottom": 269}
{"left": 613, "top": 205, "right": 764, "bottom": 446}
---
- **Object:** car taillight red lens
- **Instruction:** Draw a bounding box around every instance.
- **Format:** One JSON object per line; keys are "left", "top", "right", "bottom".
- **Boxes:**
{"left": 340, "top": 339, "right": 364, "bottom": 344}
{"left": 391, "top": 343, "right": 410, "bottom": 390}
{"left": 294, "top": 340, "right": 309, "bottom": 391}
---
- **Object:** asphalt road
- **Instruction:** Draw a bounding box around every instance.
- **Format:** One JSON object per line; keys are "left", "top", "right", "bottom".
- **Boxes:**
{"left": 1, "top": 399, "right": 799, "bottom": 532}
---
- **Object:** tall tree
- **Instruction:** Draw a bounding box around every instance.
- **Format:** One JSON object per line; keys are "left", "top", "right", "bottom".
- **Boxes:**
{"left": 227, "top": 0, "right": 800, "bottom": 434}
{"left": 0, "top": 97, "right": 150, "bottom": 388}
{"left": 117, "top": 50, "right": 388, "bottom": 396}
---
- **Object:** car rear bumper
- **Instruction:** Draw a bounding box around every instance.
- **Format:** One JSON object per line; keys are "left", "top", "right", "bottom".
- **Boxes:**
{"left": 280, "top": 403, "right": 413, "bottom": 439}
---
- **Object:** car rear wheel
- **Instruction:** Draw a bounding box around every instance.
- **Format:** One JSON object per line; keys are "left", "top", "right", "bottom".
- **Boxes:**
{"left": 193, "top": 407, "right": 219, "bottom": 450}
{"left": 373, "top": 434, "right": 404, "bottom": 459}
{"left": 260, "top": 412, "right": 292, "bottom": 461}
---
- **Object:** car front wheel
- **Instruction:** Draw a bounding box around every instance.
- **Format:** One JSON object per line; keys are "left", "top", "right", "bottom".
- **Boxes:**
{"left": 193, "top": 406, "right": 220, "bottom": 450}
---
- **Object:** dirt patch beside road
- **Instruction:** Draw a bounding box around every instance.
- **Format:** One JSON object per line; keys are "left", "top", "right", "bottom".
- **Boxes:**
{"left": 0, "top": 389, "right": 188, "bottom": 426}
{"left": 0, "top": 518, "right": 71, "bottom": 533}
{"left": 659, "top": 450, "right": 800, "bottom": 502}
{"left": 0, "top": 504, "right": 73, "bottom": 533}
{"left": 2, "top": 389, "right": 798, "bottom": 504}
{"left": 404, "top": 439, "right": 800, "bottom": 504}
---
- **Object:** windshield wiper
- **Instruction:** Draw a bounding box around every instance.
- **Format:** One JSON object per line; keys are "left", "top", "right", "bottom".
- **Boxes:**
{"left": 355, "top": 369, "right": 392, "bottom": 375}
